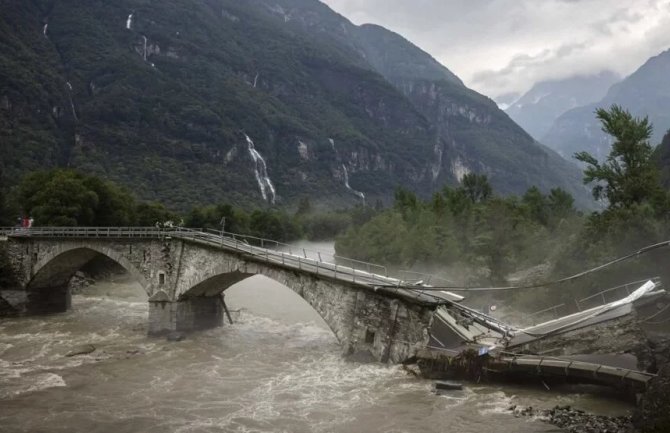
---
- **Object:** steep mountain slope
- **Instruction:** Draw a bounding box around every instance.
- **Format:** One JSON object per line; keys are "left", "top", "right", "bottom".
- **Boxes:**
{"left": 543, "top": 49, "right": 670, "bottom": 161}
{"left": 0, "top": 0, "right": 588, "bottom": 210}
{"left": 351, "top": 23, "right": 586, "bottom": 198}
{"left": 506, "top": 71, "right": 620, "bottom": 141}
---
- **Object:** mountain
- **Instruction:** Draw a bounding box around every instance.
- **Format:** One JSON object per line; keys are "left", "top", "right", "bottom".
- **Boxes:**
{"left": 0, "top": 0, "right": 588, "bottom": 210}
{"left": 542, "top": 49, "right": 670, "bottom": 162}
{"left": 494, "top": 92, "right": 521, "bottom": 110}
{"left": 506, "top": 71, "right": 620, "bottom": 141}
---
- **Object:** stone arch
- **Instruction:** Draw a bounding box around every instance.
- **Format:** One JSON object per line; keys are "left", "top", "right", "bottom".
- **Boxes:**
{"left": 179, "top": 265, "right": 356, "bottom": 345}
{"left": 28, "top": 245, "right": 150, "bottom": 300}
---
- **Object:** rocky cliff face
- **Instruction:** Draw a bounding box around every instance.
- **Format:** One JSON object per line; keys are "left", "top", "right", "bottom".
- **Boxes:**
{"left": 0, "top": 0, "right": 588, "bottom": 209}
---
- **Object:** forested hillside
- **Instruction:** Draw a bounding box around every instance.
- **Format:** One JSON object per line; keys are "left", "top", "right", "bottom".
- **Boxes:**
{"left": 0, "top": 0, "right": 588, "bottom": 210}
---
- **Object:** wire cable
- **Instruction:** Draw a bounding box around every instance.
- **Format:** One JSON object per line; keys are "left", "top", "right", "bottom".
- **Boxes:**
{"left": 379, "top": 239, "right": 670, "bottom": 292}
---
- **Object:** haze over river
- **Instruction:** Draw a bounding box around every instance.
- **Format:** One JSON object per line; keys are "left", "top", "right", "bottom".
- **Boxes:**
{"left": 0, "top": 243, "right": 633, "bottom": 433}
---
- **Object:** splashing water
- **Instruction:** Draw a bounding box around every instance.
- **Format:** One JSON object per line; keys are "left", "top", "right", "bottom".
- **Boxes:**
{"left": 342, "top": 165, "right": 365, "bottom": 203}
{"left": 245, "top": 134, "right": 276, "bottom": 204}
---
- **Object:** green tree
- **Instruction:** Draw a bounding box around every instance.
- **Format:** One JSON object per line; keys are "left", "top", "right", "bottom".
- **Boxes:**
{"left": 546, "top": 188, "right": 575, "bottom": 219}
{"left": 82, "top": 176, "right": 136, "bottom": 226}
{"left": 135, "top": 202, "right": 178, "bottom": 226}
{"left": 522, "top": 186, "right": 548, "bottom": 225}
{"left": 575, "top": 105, "right": 664, "bottom": 209}
{"left": 17, "top": 170, "right": 99, "bottom": 226}
{"left": 15, "top": 169, "right": 138, "bottom": 226}
{"left": 461, "top": 173, "right": 492, "bottom": 204}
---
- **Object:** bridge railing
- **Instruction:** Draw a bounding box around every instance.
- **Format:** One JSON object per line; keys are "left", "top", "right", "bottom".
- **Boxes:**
{"left": 527, "top": 277, "right": 662, "bottom": 325}
{"left": 202, "top": 228, "right": 391, "bottom": 277}
{"left": 7, "top": 226, "right": 407, "bottom": 289}
{"left": 576, "top": 277, "right": 662, "bottom": 311}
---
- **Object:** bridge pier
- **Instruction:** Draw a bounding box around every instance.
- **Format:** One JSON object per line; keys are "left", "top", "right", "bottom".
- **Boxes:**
{"left": 26, "top": 285, "right": 71, "bottom": 314}
{"left": 148, "top": 292, "right": 224, "bottom": 336}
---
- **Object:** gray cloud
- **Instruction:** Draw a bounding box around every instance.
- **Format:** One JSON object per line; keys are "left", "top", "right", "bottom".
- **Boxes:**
{"left": 321, "top": 0, "right": 670, "bottom": 98}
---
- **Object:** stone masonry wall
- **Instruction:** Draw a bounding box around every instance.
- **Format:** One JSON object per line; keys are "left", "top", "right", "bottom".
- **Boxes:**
{"left": 6, "top": 236, "right": 435, "bottom": 363}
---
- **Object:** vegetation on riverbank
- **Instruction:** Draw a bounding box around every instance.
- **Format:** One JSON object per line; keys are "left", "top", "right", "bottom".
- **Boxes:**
{"left": 336, "top": 106, "right": 670, "bottom": 309}
{"left": 0, "top": 169, "right": 375, "bottom": 242}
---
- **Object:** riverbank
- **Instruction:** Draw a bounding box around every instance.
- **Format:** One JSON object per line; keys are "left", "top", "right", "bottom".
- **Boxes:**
{"left": 510, "top": 405, "right": 635, "bottom": 433}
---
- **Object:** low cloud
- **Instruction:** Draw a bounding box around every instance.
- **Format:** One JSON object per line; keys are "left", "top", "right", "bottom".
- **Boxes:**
{"left": 322, "top": 0, "right": 670, "bottom": 98}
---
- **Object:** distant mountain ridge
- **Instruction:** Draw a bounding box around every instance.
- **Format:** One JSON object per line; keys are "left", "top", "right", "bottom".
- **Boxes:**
{"left": 506, "top": 71, "right": 620, "bottom": 141}
{"left": 0, "top": 0, "right": 589, "bottom": 210}
{"left": 542, "top": 49, "right": 670, "bottom": 161}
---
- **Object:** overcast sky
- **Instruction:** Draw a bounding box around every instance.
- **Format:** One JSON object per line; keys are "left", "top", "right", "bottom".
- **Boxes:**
{"left": 321, "top": 0, "right": 670, "bottom": 100}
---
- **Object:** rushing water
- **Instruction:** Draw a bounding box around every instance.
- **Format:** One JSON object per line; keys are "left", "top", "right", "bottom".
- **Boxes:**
{"left": 0, "top": 245, "right": 634, "bottom": 433}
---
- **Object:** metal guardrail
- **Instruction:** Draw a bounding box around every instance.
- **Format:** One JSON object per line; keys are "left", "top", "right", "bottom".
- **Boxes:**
{"left": 527, "top": 277, "right": 663, "bottom": 325}
{"left": 2, "top": 226, "right": 445, "bottom": 304}
{"left": 576, "top": 277, "right": 662, "bottom": 310}
{"left": 496, "top": 353, "right": 655, "bottom": 387}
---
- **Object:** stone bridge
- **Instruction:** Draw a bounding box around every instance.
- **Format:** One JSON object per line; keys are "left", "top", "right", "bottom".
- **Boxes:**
{"left": 1, "top": 227, "right": 448, "bottom": 364}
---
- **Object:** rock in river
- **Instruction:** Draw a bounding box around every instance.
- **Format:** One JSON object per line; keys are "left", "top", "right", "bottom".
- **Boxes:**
{"left": 65, "top": 344, "right": 96, "bottom": 357}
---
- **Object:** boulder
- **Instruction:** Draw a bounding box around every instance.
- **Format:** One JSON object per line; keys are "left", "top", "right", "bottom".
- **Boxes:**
{"left": 65, "top": 344, "right": 96, "bottom": 357}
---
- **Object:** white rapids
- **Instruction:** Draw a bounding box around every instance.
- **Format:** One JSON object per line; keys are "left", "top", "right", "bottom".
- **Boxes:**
{"left": 0, "top": 268, "right": 634, "bottom": 433}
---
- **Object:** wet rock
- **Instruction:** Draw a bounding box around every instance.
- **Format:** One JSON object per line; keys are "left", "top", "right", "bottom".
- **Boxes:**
{"left": 511, "top": 405, "right": 634, "bottom": 433}
{"left": 65, "top": 344, "right": 96, "bottom": 357}
{"left": 68, "top": 271, "right": 95, "bottom": 294}
{"left": 166, "top": 332, "right": 185, "bottom": 342}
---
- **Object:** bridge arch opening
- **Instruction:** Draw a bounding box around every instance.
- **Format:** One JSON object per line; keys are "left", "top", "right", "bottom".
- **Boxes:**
{"left": 26, "top": 246, "right": 150, "bottom": 314}
{"left": 180, "top": 273, "right": 340, "bottom": 343}
{"left": 225, "top": 275, "right": 333, "bottom": 331}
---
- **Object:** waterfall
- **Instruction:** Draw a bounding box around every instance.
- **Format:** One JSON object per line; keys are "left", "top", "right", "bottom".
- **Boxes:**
{"left": 126, "top": 14, "right": 133, "bottom": 30}
{"left": 65, "top": 82, "right": 78, "bottom": 121}
{"left": 329, "top": 138, "right": 336, "bottom": 151}
{"left": 342, "top": 165, "right": 365, "bottom": 203}
{"left": 245, "top": 134, "right": 276, "bottom": 204}
{"left": 43, "top": 24, "right": 48, "bottom": 37}
{"left": 142, "top": 36, "right": 147, "bottom": 61}
{"left": 253, "top": 73, "right": 259, "bottom": 88}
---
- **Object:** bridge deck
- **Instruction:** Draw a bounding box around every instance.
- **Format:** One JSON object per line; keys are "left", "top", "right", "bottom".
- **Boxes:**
{"left": 492, "top": 354, "right": 655, "bottom": 388}
{"left": 2, "top": 226, "right": 450, "bottom": 306}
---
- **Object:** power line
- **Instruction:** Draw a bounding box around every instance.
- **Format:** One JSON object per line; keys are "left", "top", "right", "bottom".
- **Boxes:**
{"left": 382, "top": 240, "right": 670, "bottom": 292}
